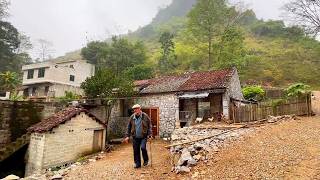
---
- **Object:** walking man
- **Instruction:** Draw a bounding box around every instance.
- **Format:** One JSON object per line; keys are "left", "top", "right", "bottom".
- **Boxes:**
{"left": 124, "top": 104, "right": 152, "bottom": 168}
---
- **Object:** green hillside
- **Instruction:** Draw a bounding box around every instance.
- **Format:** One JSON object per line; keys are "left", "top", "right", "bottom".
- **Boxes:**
{"left": 124, "top": 0, "right": 320, "bottom": 89}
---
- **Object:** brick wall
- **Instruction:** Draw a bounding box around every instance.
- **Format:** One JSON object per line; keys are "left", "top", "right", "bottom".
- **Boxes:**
{"left": 26, "top": 113, "right": 106, "bottom": 176}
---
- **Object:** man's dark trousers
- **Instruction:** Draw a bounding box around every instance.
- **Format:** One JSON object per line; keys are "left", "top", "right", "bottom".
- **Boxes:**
{"left": 132, "top": 137, "right": 148, "bottom": 167}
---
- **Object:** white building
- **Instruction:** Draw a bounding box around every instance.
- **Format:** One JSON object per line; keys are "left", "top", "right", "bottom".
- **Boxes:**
{"left": 21, "top": 59, "right": 95, "bottom": 98}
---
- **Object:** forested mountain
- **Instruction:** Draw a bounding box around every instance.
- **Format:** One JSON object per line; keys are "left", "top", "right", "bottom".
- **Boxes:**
{"left": 79, "top": 0, "right": 320, "bottom": 89}
{"left": 123, "top": 0, "right": 320, "bottom": 89}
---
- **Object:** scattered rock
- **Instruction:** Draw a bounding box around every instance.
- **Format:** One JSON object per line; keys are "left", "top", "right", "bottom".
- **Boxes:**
{"left": 50, "top": 174, "right": 62, "bottom": 180}
{"left": 175, "top": 166, "right": 191, "bottom": 174}
{"left": 193, "top": 154, "right": 202, "bottom": 161}
{"left": 177, "top": 148, "right": 193, "bottom": 166}
{"left": 192, "top": 172, "right": 199, "bottom": 178}
{"left": 88, "top": 158, "right": 96, "bottom": 163}
{"left": 187, "top": 158, "right": 197, "bottom": 166}
{"left": 3, "top": 174, "right": 20, "bottom": 180}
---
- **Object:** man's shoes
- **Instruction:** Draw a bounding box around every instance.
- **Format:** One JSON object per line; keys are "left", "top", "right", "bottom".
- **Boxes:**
{"left": 134, "top": 164, "right": 141, "bottom": 168}
{"left": 143, "top": 161, "right": 148, "bottom": 166}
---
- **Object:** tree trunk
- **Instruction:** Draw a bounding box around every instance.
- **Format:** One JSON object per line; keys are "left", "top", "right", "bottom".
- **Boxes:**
{"left": 208, "top": 37, "right": 212, "bottom": 69}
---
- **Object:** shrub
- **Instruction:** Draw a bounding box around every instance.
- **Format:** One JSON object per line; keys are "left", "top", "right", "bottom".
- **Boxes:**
{"left": 242, "top": 85, "right": 265, "bottom": 101}
{"left": 285, "top": 83, "right": 310, "bottom": 98}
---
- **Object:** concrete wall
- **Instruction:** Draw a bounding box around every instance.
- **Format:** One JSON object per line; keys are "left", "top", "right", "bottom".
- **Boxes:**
{"left": 22, "top": 60, "right": 95, "bottom": 87}
{"left": 0, "top": 101, "right": 63, "bottom": 149}
{"left": 135, "top": 93, "right": 179, "bottom": 137}
{"left": 312, "top": 91, "right": 320, "bottom": 115}
{"left": 26, "top": 113, "right": 106, "bottom": 176}
{"left": 50, "top": 83, "right": 84, "bottom": 97}
{"left": 25, "top": 133, "right": 46, "bottom": 176}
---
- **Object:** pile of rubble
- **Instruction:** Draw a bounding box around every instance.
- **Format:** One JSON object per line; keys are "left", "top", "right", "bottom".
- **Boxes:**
{"left": 169, "top": 114, "right": 300, "bottom": 174}
{"left": 169, "top": 126, "right": 253, "bottom": 174}
{"left": 266, "top": 114, "right": 299, "bottom": 123}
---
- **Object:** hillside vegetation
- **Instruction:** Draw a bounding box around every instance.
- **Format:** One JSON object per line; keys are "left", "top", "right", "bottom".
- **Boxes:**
{"left": 81, "top": 0, "right": 320, "bottom": 89}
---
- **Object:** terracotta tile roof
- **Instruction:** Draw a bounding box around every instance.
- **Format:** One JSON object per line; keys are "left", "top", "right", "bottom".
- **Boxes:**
{"left": 135, "top": 68, "right": 235, "bottom": 94}
{"left": 178, "top": 68, "right": 234, "bottom": 91}
{"left": 28, "top": 107, "right": 106, "bottom": 133}
{"left": 139, "top": 75, "right": 190, "bottom": 94}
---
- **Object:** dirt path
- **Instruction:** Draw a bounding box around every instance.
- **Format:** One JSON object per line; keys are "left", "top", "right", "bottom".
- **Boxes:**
{"left": 177, "top": 116, "right": 320, "bottom": 179}
{"left": 65, "top": 140, "right": 173, "bottom": 180}
{"left": 65, "top": 116, "right": 320, "bottom": 180}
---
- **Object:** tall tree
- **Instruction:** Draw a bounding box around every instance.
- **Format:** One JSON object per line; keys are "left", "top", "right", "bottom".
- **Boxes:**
{"left": 158, "top": 31, "right": 177, "bottom": 73}
{"left": 0, "top": 0, "right": 9, "bottom": 20}
{"left": 0, "top": 71, "right": 20, "bottom": 92}
{"left": 82, "top": 36, "right": 147, "bottom": 75}
{"left": 187, "top": 0, "right": 229, "bottom": 68}
{"left": 0, "top": 21, "right": 20, "bottom": 72}
{"left": 284, "top": 0, "right": 320, "bottom": 36}
{"left": 81, "top": 41, "right": 106, "bottom": 65}
{"left": 214, "top": 27, "right": 247, "bottom": 69}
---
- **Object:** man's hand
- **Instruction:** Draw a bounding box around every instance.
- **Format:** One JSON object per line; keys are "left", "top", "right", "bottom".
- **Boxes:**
{"left": 123, "top": 137, "right": 129, "bottom": 144}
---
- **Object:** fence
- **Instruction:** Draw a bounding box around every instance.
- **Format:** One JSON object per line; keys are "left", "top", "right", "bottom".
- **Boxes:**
{"left": 229, "top": 95, "right": 312, "bottom": 123}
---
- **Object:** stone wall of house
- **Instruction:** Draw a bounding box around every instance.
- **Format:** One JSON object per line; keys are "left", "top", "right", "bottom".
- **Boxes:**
{"left": 0, "top": 101, "right": 63, "bottom": 149}
{"left": 227, "top": 69, "right": 244, "bottom": 100}
{"left": 26, "top": 113, "right": 106, "bottom": 176}
{"left": 135, "top": 93, "right": 179, "bottom": 137}
{"left": 222, "top": 69, "right": 244, "bottom": 119}
{"left": 106, "top": 100, "right": 127, "bottom": 140}
{"left": 86, "top": 100, "right": 127, "bottom": 141}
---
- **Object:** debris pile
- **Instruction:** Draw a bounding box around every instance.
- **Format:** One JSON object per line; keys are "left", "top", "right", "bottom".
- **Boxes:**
{"left": 169, "top": 126, "right": 253, "bottom": 174}
{"left": 266, "top": 115, "right": 299, "bottom": 123}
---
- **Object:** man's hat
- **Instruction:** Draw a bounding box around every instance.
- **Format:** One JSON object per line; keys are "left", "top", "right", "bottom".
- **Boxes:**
{"left": 132, "top": 104, "right": 141, "bottom": 109}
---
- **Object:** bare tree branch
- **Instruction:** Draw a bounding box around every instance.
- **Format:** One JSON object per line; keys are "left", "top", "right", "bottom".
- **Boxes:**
{"left": 283, "top": 0, "right": 320, "bottom": 37}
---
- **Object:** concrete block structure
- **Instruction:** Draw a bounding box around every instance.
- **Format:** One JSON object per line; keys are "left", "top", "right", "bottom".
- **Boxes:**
{"left": 21, "top": 59, "right": 95, "bottom": 98}
{"left": 25, "top": 107, "right": 106, "bottom": 176}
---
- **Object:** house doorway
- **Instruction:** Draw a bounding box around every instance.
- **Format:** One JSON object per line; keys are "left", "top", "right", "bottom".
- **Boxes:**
{"left": 93, "top": 130, "right": 104, "bottom": 152}
{"left": 142, "top": 108, "right": 159, "bottom": 137}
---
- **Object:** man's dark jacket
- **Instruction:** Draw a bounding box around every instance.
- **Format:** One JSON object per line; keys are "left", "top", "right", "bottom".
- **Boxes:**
{"left": 125, "top": 112, "right": 152, "bottom": 138}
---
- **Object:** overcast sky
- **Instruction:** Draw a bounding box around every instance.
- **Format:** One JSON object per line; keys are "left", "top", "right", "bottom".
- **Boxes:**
{"left": 8, "top": 0, "right": 290, "bottom": 59}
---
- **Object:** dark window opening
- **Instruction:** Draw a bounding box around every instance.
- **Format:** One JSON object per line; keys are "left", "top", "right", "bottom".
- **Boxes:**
{"left": 45, "top": 86, "right": 49, "bottom": 96}
{"left": 69, "top": 75, "right": 75, "bottom": 82}
{"left": 38, "top": 68, "right": 45, "bottom": 78}
{"left": 32, "top": 87, "right": 36, "bottom": 96}
{"left": 27, "top": 69, "right": 34, "bottom": 79}
{"left": 0, "top": 92, "right": 6, "bottom": 97}
{"left": 180, "top": 122, "right": 187, "bottom": 128}
{"left": 23, "top": 88, "right": 29, "bottom": 97}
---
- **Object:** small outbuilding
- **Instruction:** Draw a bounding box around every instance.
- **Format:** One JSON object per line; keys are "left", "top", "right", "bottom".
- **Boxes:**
{"left": 25, "top": 107, "right": 107, "bottom": 176}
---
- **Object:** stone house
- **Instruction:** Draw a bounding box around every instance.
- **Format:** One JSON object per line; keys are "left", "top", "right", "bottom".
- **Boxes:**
{"left": 108, "top": 68, "right": 243, "bottom": 138}
{"left": 25, "top": 107, "right": 106, "bottom": 176}
{"left": 21, "top": 59, "right": 95, "bottom": 98}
